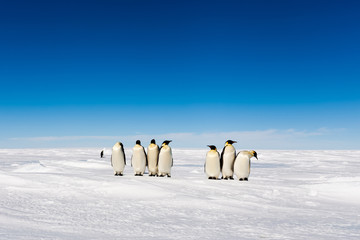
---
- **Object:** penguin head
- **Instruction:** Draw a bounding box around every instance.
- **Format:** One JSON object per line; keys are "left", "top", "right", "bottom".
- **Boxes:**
{"left": 225, "top": 140, "right": 237, "bottom": 146}
{"left": 119, "top": 142, "right": 124, "bottom": 149}
{"left": 136, "top": 140, "right": 141, "bottom": 145}
{"left": 251, "top": 150, "right": 258, "bottom": 160}
{"left": 162, "top": 140, "right": 172, "bottom": 146}
{"left": 150, "top": 139, "right": 156, "bottom": 144}
{"left": 113, "top": 142, "right": 121, "bottom": 149}
{"left": 207, "top": 145, "right": 217, "bottom": 151}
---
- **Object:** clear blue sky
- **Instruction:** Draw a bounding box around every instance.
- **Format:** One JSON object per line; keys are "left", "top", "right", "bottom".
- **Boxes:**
{"left": 1, "top": 0, "right": 359, "bottom": 149}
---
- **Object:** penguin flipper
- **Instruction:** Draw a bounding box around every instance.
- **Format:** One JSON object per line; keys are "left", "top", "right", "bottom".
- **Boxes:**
{"left": 217, "top": 151, "right": 221, "bottom": 170}
{"left": 122, "top": 146, "right": 126, "bottom": 165}
{"left": 158, "top": 146, "right": 163, "bottom": 164}
{"left": 249, "top": 159, "right": 251, "bottom": 174}
{"left": 156, "top": 145, "right": 160, "bottom": 165}
{"left": 143, "top": 146, "right": 148, "bottom": 167}
{"left": 171, "top": 158, "right": 173, "bottom": 167}
{"left": 220, "top": 146, "right": 226, "bottom": 171}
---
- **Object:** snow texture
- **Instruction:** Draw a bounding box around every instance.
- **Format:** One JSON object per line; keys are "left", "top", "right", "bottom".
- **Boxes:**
{"left": 0, "top": 148, "right": 359, "bottom": 239}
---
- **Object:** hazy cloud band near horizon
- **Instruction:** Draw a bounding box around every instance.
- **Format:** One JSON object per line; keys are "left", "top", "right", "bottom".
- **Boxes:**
{"left": 7, "top": 128, "right": 351, "bottom": 150}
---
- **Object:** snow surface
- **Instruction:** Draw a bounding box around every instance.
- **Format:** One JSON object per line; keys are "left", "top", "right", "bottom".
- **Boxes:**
{"left": 0, "top": 148, "right": 359, "bottom": 239}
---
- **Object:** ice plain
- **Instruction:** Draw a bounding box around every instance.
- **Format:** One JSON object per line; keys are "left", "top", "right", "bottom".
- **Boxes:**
{"left": 0, "top": 148, "right": 359, "bottom": 239}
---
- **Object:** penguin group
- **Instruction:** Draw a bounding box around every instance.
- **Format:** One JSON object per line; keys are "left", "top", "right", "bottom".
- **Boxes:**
{"left": 205, "top": 140, "right": 258, "bottom": 181}
{"left": 110, "top": 139, "right": 173, "bottom": 177}
{"left": 106, "top": 139, "right": 258, "bottom": 181}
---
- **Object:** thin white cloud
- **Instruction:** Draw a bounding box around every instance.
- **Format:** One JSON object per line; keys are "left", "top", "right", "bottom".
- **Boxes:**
{"left": 9, "top": 136, "right": 115, "bottom": 141}
{"left": 8, "top": 128, "right": 345, "bottom": 149}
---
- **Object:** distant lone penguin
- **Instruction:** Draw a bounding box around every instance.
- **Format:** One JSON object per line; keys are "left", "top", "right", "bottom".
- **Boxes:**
{"left": 158, "top": 140, "right": 173, "bottom": 177}
{"left": 147, "top": 139, "right": 159, "bottom": 176}
{"left": 111, "top": 142, "right": 126, "bottom": 176}
{"left": 234, "top": 150, "right": 258, "bottom": 181}
{"left": 131, "top": 140, "right": 147, "bottom": 176}
{"left": 204, "top": 145, "right": 221, "bottom": 180}
{"left": 100, "top": 149, "right": 104, "bottom": 158}
{"left": 220, "top": 140, "right": 237, "bottom": 180}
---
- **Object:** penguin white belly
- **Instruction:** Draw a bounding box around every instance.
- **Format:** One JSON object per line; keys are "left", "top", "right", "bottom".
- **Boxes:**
{"left": 132, "top": 147, "right": 146, "bottom": 174}
{"left": 205, "top": 152, "right": 220, "bottom": 178}
{"left": 222, "top": 146, "right": 236, "bottom": 177}
{"left": 158, "top": 147, "right": 172, "bottom": 176}
{"left": 112, "top": 148, "right": 125, "bottom": 173}
{"left": 234, "top": 154, "right": 250, "bottom": 179}
{"left": 147, "top": 145, "right": 159, "bottom": 175}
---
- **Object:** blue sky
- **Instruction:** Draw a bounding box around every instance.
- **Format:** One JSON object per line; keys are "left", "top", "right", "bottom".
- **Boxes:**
{"left": 1, "top": 0, "right": 359, "bottom": 149}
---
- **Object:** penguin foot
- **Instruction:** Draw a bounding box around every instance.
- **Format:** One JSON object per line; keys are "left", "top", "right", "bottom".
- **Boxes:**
{"left": 135, "top": 173, "right": 142, "bottom": 176}
{"left": 229, "top": 176, "right": 234, "bottom": 180}
{"left": 158, "top": 174, "right": 165, "bottom": 177}
{"left": 167, "top": 174, "right": 171, "bottom": 178}
{"left": 244, "top": 178, "right": 248, "bottom": 181}
{"left": 223, "top": 177, "right": 228, "bottom": 180}
{"left": 239, "top": 178, "right": 243, "bottom": 181}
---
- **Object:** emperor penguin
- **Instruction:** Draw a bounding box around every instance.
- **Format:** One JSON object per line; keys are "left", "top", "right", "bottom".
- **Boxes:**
{"left": 158, "top": 140, "right": 173, "bottom": 177}
{"left": 147, "top": 139, "right": 159, "bottom": 176}
{"left": 234, "top": 150, "right": 258, "bottom": 181}
{"left": 204, "top": 145, "right": 221, "bottom": 180}
{"left": 220, "top": 140, "right": 237, "bottom": 180}
{"left": 131, "top": 140, "right": 147, "bottom": 176}
{"left": 100, "top": 149, "right": 104, "bottom": 158}
{"left": 111, "top": 142, "right": 126, "bottom": 176}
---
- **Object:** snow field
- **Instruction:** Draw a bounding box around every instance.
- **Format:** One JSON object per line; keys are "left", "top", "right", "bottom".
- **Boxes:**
{"left": 0, "top": 148, "right": 359, "bottom": 239}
